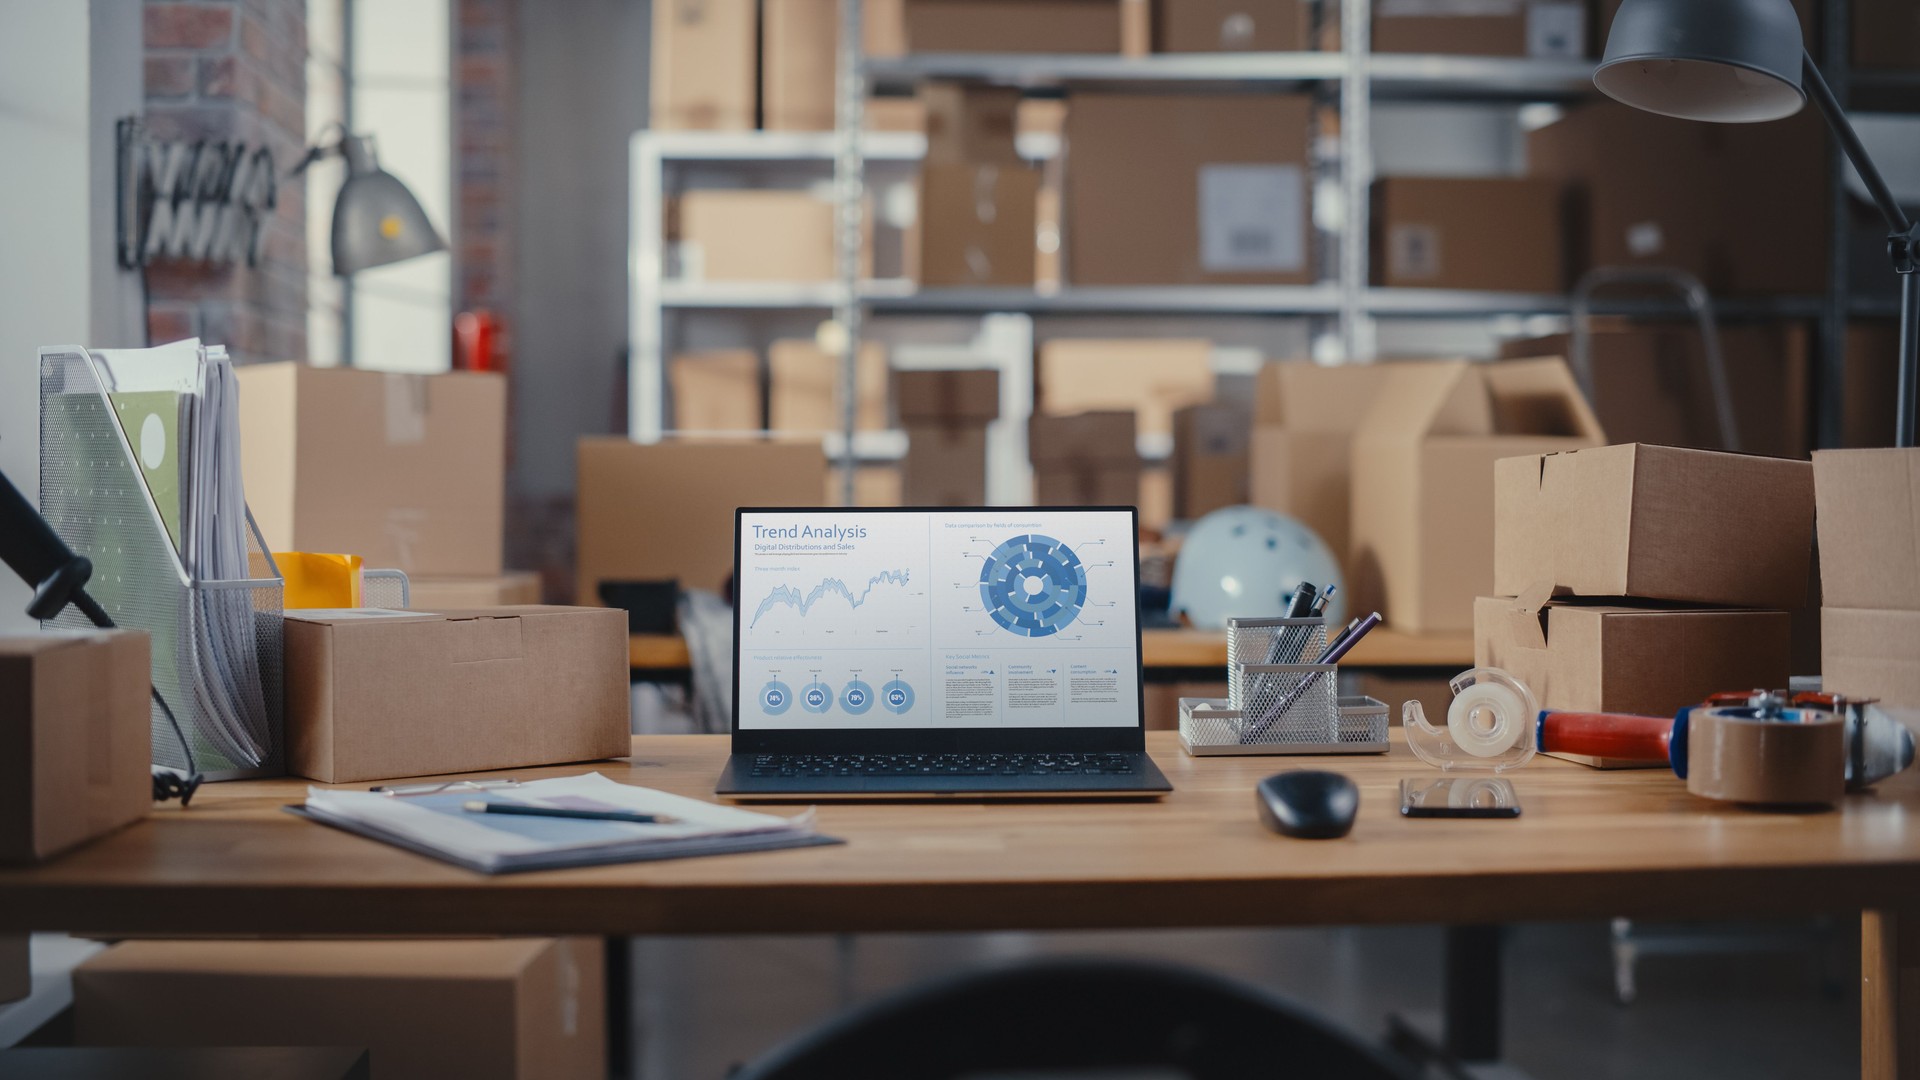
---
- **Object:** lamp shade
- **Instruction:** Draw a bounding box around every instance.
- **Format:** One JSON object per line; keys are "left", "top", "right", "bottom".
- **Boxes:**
{"left": 330, "top": 135, "right": 445, "bottom": 276}
{"left": 1595, "top": 0, "right": 1806, "bottom": 123}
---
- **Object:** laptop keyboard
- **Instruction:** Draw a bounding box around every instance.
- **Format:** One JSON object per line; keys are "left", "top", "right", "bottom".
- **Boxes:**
{"left": 748, "top": 752, "right": 1138, "bottom": 778}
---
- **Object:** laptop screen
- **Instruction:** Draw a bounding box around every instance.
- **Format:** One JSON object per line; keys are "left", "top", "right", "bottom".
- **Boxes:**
{"left": 733, "top": 507, "right": 1143, "bottom": 747}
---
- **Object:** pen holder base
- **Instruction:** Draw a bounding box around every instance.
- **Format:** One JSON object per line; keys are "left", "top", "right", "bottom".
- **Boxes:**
{"left": 1178, "top": 695, "right": 1391, "bottom": 757}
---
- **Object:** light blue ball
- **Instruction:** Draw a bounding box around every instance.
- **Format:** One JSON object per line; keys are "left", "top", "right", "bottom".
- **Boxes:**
{"left": 1170, "top": 506, "right": 1345, "bottom": 630}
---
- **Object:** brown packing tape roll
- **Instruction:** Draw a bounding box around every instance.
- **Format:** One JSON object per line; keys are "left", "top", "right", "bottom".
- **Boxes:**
{"left": 1685, "top": 710, "right": 1846, "bottom": 807}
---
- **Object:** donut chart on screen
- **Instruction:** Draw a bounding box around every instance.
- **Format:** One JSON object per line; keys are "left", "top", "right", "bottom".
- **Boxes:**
{"left": 978, "top": 533, "right": 1088, "bottom": 637}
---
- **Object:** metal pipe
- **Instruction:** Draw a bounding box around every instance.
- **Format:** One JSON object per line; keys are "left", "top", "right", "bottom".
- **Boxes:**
{"left": 1802, "top": 53, "right": 1912, "bottom": 237}
{"left": 1902, "top": 271, "right": 1919, "bottom": 447}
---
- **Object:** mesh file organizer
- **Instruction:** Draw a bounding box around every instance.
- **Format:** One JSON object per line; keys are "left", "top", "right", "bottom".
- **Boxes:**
{"left": 1177, "top": 616, "right": 1390, "bottom": 757}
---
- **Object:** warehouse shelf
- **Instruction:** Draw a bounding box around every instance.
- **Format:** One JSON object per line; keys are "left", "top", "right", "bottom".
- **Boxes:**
{"left": 1364, "top": 288, "right": 1832, "bottom": 320}
{"left": 1851, "top": 70, "right": 1920, "bottom": 113}
{"left": 864, "top": 52, "right": 1599, "bottom": 103}
{"left": 643, "top": 129, "right": 1061, "bottom": 162}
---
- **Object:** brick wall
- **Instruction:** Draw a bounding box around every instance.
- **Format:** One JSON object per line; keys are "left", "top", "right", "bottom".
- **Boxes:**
{"left": 143, "top": 0, "right": 308, "bottom": 363}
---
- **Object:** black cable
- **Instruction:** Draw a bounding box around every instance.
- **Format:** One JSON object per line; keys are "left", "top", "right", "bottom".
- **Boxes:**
{"left": 70, "top": 586, "right": 203, "bottom": 805}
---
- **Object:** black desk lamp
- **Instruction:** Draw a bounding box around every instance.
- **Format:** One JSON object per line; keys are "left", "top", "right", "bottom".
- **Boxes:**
{"left": 1596, "top": 0, "right": 1919, "bottom": 447}
{"left": 1, "top": 467, "right": 201, "bottom": 804}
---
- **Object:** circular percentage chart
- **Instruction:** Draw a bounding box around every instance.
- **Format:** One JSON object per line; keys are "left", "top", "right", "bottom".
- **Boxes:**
{"left": 978, "top": 533, "right": 1088, "bottom": 637}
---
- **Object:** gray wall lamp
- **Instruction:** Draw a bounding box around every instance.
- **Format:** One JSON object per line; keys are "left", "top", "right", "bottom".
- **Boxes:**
{"left": 1597, "top": 0, "right": 1919, "bottom": 448}
{"left": 292, "top": 125, "right": 447, "bottom": 277}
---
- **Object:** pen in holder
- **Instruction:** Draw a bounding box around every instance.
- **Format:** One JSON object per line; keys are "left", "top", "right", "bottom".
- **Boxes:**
{"left": 1177, "top": 616, "right": 1389, "bottom": 757}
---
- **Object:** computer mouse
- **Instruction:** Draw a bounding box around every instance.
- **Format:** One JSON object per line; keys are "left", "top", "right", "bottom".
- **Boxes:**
{"left": 1256, "top": 770, "right": 1358, "bottom": 839}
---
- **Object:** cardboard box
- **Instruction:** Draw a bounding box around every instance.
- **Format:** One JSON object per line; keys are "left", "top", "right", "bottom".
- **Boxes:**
{"left": 285, "top": 607, "right": 628, "bottom": 783}
{"left": 903, "top": 0, "right": 1123, "bottom": 52}
{"left": 0, "top": 631, "right": 150, "bottom": 863}
{"left": 76, "top": 938, "right": 602, "bottom": 1080}
{"left": 769, "top": 340, "right": 889, "bottom": 433}
{"left": 1247, "top": 362, "right": 1399, "bottom": 569}
{"left": 895, "top": 368, "right": 1001, "bottom": 424}
{"left": 1371, "top": 177, "right": 1564, "bottom": 293}
{"left": 1475, "top": 594, "right": 1792, "bottom": 716}
{"left": 1855, "top": 0, "right": 1920, "bottom": 69}
{"left": 1038, "top": 339, "right": 1215, "bottom": 439}
{"left": 651, "top": 0, "right": 756, "bottom": 130}
{"left": 236, "top": 364, "right": 507, "bottom": 578}
{"left": 673, "top": 190, "right": 838, "bottom": 282}
{"left": 763, "top": 0, "right": 836, "bottom": 131}
{"left": 1158, "top": 0, "right": 1308, "bottom": 51}
{"left": 921, "top": 83, "right": 1021, "bottom": 165}
{"left": 1374, "top": 0, "right": 1586, "bottom": 57}
{"left": 1350, "top": 358, "right": 1606, "bottom": 633}
{"left": 1823, "top": 608, "right": 1920, "bottom": 708}
{"left": 1494, "top": 443, "right": 1815, "bottom": 609}
{"left": 1845, "top": 322, "right": 1900, "bottom": 449}
{"left": 866, "top": 97, "right": 927, "bottom": 132}
{"left": 1066, "top": 94, "right": 1313, "bottom": 286}
{"left": 577, "top": 438, "right": 828, "bottom": 600}
{"left": 830, "top": 465, "right": 906, "bottom": 507}
{"left": 916, "top": 163, "right": 1041, "bottom": 286}
{"left": 904, "top": 424, "right": 990, "bottom": 505}
{"left": 1032, "top": 411, "right": 1140, "bottom": 506}
{"left": 1173, "top": 404, "right": 1251, "bottom": 520}
{"left": 407, "top": 572, "right": 543, "bottom": 610}
{"left": 1498, "top": 322, "right": 1812, "bottom": 459}
{"left": 671, "top": 349, "right": 761, "bottom": 432}
{"left": 1812, "top": 448, "right": 1920, "bottom": 611}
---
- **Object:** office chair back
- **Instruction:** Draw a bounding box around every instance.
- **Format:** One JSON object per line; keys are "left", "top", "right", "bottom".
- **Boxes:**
{"left": 729, "top": 955, "right": 1417, "bottom": 1080}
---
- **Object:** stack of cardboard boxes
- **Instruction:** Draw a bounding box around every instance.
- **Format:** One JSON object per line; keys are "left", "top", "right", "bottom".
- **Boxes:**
{"left": 1478, "top": 444, "right": 1814, "bottom": 761}
{"left": 1037, "top": 338, "right": 1216, "bottom": 525}
{"left": 898, "top": 369, "right": 1000, "bottom": 505}
{"left": 1814, "top": 448, "right": 1920, "bottom": 710}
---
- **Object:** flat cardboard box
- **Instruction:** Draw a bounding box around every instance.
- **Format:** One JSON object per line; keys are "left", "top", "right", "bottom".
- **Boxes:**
{"left": 904, "top": 424, "right": 990, "bottom": 505}
{"left": 284, "top": 607, "right": 629, "bottom": 784}
{"left": 895, "top": 368, "right": 1000, "bottom": 423}
{"left": 651, "top": 0, "right": 756, "bottom": 130}
{"left": 1498, "top": 323, "right": 1811, "bottom": 459}
{"left": 1855, "top": 0, "right": 1920, "bottom": 69}
{"left": 763, "top": 0, "right": 836, "bottom": 131}
{"left": 1823, "top": 608, "right": 1920, "bottom": 708}
{"left": 915, "top": 163, "right": 1040, "bottom": 287}
{"left": 921, "top": 83, "right": 1021, "bottom": 166}
{"left": 76, "top": 938, "right": 602, "bottom": 1080}
{"left": 1371, "top": 177, "right": 1564, "bottom": 293}
{"left": 0, "top": 632, "right": 150, "bottom": 863}
{"left": 671, "top": 349, "right": 761, "bottom": 432}
{"left": 1475, "top": 595, "right": 1792, "bottom": 717}
{"left": 1350, "top": 358, "right": 1606, "bottom": 633}
{"left": 1373, "top": 0, "right": 1586, "bottom": 57}
{"left": 1494, "top": 443, "right": 1815, "bottom": 609}
{"left": 237, "top": 364, "right": 507, "bottom": 577}
{"left": 769, "top": 340, "right": 888, "bottom": 433}
{"left": 1158, "top": 0, "right": 1308, "bottom": 51}
{"left": 577, "top": 438, "right": 828, "bottom": 600}
{"left": 1038, "top": 339, "right": 1214, "bottom": 439}
{"left": 407, "top": 572, "right": 543, "bottom": 610}
{"left": 673, "top": 190, "right": 838, "bottom": 282}
{"left": 1065, "top": 93, "right": 1313, "bottom": 286}
{"left": 1173, "top": 404, "right": 1251, "bottom": 520}
{"left": 903, "top": 0, "right": 1123, "bottom": 52}
{"left": 1247, "top": 361, "right": 1400, "bottom": 570}
{"left": 1812, "top": 448, "right": 1920, "bottom": 611}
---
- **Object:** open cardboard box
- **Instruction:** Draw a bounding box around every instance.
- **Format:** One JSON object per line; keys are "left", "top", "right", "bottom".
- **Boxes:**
{"left": 1350, "top": 358, "right": 1605, "bottom": 633}
{"left": 1248, "top": 361, "right": 1399, "bottom": 574}
{"left": 1814, "top": 448, "right": 1920, "bottom": 707}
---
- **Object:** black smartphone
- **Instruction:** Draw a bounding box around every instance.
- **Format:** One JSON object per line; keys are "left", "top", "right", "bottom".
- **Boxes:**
{"left": 1399, "top": 777, "right": 1521, "bottom": 818}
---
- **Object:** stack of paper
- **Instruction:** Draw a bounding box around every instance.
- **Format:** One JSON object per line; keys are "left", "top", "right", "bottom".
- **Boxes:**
{"left": 296, "top": 773, "right": 840, "bottom": 873}
{"left": 91, "top": 339, "right": 271, "bottom": 768}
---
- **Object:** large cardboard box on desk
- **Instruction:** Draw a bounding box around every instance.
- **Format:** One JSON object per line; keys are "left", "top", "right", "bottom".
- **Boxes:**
{"left": 285, "top": 607, "right": 629, "bottom": 784}
{"left": 236, "top": 364, "right": 507, "bottom": 577}
{"left": 1814, "top": 449, "right": 1920, "bottom": 707}
{"left": 651, "top": 0, "right": 756, "bottom": 130}
{"left": 1475, "top": 594, "right": 1791, "bottom": 719}
{"left": 75, "top": 938, "right": 602, "bottom": 1080}
{"left": 0, "top": 631, "right": 150, "bottom": 863}
{"left": 1248, "top": 361, "right": 1398, "bottom": 572}
{"left": 1495, "top": 443, "right": 1815, "bottom": 609}
{"left": 1066, "top": 94, "right": 1313, "bottom": 286}
{"left": 407, "top": 572, "right": 543, "bottom": 610}
{"left": 1823, "top": 609, "right": 1920, "bottom": 709}
{"left": 577, "top": 438, "right": 828, "bottom": 601}
{"left": 1350, "top": 358, "right": 1605, "bottom": 633}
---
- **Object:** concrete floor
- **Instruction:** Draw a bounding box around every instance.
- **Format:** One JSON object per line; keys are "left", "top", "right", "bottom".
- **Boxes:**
{"left": 626, "top": 921, "right": 1857, "bottom": 1079}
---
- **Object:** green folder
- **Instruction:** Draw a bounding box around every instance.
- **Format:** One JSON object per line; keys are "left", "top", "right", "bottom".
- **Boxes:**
{"left": 110, "top": 391, "right": 187, "bottom": 556}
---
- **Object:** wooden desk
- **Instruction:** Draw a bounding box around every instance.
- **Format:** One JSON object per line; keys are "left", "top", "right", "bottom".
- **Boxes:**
{"left": 630, "top": 628, "right": 1475, "bottom": 673}
{"left": 6, "top": 735, "right": 1916, "bottom": 1075}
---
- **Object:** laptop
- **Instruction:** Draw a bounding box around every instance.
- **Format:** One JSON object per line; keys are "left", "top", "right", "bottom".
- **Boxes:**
{"left": 715, "top": 506, "right": 1172, "bottom": 799}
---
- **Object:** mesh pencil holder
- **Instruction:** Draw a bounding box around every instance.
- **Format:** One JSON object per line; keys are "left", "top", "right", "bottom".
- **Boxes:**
{"left": 1176, "top": 616, "right": 1390, "bottom": 756}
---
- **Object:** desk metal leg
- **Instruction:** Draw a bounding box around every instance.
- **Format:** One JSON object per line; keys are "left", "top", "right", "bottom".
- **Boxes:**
{"left": 606, "top": 936, "right": 632, "bottom": 1079}
{"left": 1444, "top": 924, "right": 1503, "bottom": 1063}
{"left": 1865, "top": 910, "right": 1920, "bottom": 1080}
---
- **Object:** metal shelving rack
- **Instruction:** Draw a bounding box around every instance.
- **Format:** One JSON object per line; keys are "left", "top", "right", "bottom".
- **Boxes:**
{"left": 630, "top": 0, "right": 1911, "bottom": 476}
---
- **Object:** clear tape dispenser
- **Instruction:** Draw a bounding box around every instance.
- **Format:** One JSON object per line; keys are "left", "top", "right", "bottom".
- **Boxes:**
{"left": 1403, "top": 667, "right": 1539, "bottom": 773}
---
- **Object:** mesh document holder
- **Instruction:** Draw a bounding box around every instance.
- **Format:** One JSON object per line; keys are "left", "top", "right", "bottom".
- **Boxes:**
{"left": 38, "top": 347, "right": 285, "bottom": 779}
